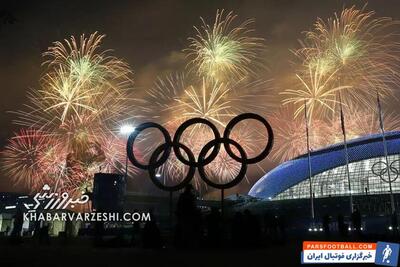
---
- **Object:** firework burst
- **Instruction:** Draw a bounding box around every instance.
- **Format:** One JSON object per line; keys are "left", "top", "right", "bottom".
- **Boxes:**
{"left": 1, "top": 129, "right": 65, "bottom": 192}
{"left": 15, "top": 32, "right": 134, "bottom": 131}
{"left": 151, "top": 124, "right": 259, "bottom": 191}
{"left": 139, "top": 72, "right": 273, "bottom": 191}
{"left": 186, "top": 10, "right": 265, "bottom": 81}
{"left": 294, "top": 5, "right": 400, "bottom": 111}
{"left": 148, "top": 76, "right": 236, "bottom": 128}
{"left": 281, "top": 58, "right": 350, "bottom": 120}
{"left": 143, "top": 73, "right": 274, "bottom": 128}
{"left": 3, "top": 33, "right": 139, "bottom": 199}
{"left": 270, "top": 107, "right": 331, "bottom": 162}
{"left": 327, "top": 106, "right": 400, "bottom": 143}
{"left": 43, "top": 32, "right": 132, "bottom": 91}
{"left": 99, "top": 135, "right": 140, "bottom": 174}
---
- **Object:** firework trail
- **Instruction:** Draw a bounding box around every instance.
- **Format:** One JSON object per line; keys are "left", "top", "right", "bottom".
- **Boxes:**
{"left": 186, "top": 10, "right": 265, "bottom": 81}
{"left": 138, "top": 73, "right": 273, "bottom": 191}
{"left": 151, "top": 124, "right": 260, "bottom": 191}
{"left": 328, "top": 106, "right": 400, "bottom": 143}
{"left": 143, "top": 73, "right": 274, "bottom": 128}
{"left": 99, "top": 135, "right": 140, "bottom": 174}
{"left": 269, "top": 107, "right": 330, "bottom": 162}
{"left": 281, "top": 58, "right": 350, "bottom": 120}
{"left": 15, "top": 32, "right": 134, "bottom": 130}
{"left": 3, "top": 33, "right": 139, "bottom": 198}
{"left": 270, "top": 104, "right": 400, "bottom": 163}
{"left": 1, "top": 129, "right": 66, "bottom": 191}
{"left": 291, "top": 5, "right": 400, "bottom": 115}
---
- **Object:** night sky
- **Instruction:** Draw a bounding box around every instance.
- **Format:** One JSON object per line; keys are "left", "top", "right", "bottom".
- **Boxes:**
{"left": 1, "top": 0, "right": 400, "bottom": 195}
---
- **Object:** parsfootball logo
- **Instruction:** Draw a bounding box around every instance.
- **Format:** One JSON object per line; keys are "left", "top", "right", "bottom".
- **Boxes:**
{"left": 301, "top": 241, "right": 400, "bottom": 266}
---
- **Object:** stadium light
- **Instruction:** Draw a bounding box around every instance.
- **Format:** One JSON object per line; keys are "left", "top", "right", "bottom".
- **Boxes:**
{"left": 120, "top": 124, "right": 135, "bottom": 135}
{"left": 119, "top": 124, "right": 135, "bottom": 178}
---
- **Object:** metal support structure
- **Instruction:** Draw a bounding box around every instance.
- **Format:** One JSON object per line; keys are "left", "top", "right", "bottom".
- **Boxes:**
{"left": 169, "top": 191, "right": 173, "bottom": 227}
{"left": 339, "top": 92, "right": 354, "bottom": 214}
{"left": 304, "top": 101, "right": 315, "bottom": 221}
{"left": 377, "top": 92, "right": 396, "bottom": 215}
{"left": 221, "top": 188, "right": 224, "bottom": 217}
{"left": 125, "top": 154, "right": 129, "bottom": 179}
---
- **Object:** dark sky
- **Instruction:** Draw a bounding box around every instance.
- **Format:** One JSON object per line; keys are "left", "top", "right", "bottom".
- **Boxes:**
{"left": 1, "top": 0, "right": 400, "bottom": 195}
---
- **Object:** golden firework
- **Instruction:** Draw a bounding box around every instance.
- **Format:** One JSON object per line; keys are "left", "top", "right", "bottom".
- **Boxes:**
{"left": 186, "top": 10, "right": 265, "bottom": 81}
{"left": 269, "top": 107, "right": 330, "bottom": 162}
{"left": 297, "top": 5, "right": 400, "bottom": 110}
{"left": 5, "top": 33, "right": 138, "bottom": 199}
{"left": 281, "top": 58, "right": 350, "bottom": 120}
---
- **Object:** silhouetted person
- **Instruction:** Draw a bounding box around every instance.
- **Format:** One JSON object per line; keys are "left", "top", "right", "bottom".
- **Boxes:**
{"left": 5, "top": 226, "right": 10, "bottom": 236}
{"left": 206, "top": 207, "right": 221, "bottom": 247}
{"left": 263, "top": 212, "right": 275, "bottom": 243}
{"left": 337, "top": 214, "right": 348, "bottom": 238}
{"left": 242, "top": 210, "right": 252, "bottom": 246}
{"left": 278, "top": 214, "right": 286, "bottom": 242}
{"left": 351, "top": 208, "right": 362, "bottom": 237}
{"left": 270, "top": 215, "right": 280, "bottom": 242}
{"left": 251, "top": 212, "right": 261, "bottom": 246}
{"left": 175, "top": 184, "right": 202, "bottom": 248}
{"left": 176, "top": 184, "right": 196, "bottom": 218}
{"left": 323, "top": 214, "right": 331, "bottom": 237}
{"left": 391, "top": 213, "right": 398, "bottom": 235}
{"left": 33, "top": 220, "right": 41, "bottom": 241}
{"left": 131, "top": 210, "right": 141, "bottom": 246}
{"left": 39, "top": 223, "right": 50, "bottom": 245}
{"left": 142, "top": 213, "right": 162, "bottom": 249}
{"left": 63, "top": 218, "right": 73, "bottom": 244}
{"left": 243, "top": 209, "right": 261, "bottom": 247}
{"left": 232, "top": 212, "right": 244, "bottom": 247}
{"left": 10, "top": 207, "right": 23, "bottom": 243}
{"left": 94, "top": 221, "right": 104, "bottom": 246}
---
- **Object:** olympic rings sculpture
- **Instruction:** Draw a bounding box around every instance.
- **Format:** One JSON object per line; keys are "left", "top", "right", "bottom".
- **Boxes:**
{"left": 371, "top": 160, "right": 400, "bottom": 183}
{"left": 126, "top": 113, "right": 274, "bottom": 191}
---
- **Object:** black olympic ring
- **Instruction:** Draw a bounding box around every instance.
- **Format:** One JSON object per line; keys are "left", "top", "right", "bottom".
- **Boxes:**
{"left": 173, "top": 118, "right": 221, "bottom": 167}
{"left": 224, "top": 113, "right": 274, "bottom": 164}
{"left": 127, "top": 122, "right": 171, "bottom": 170}
{"left": 198, "top": 138, "right": 247, "bottom": 189}
{"left": 148, "top": 143, "right": 196, "bottom": 191}
{"left": 371, "top": 160, "right": 400, "bottom": 183}
{"left": 126, "top": 113, "right": 274, "bottom": 192}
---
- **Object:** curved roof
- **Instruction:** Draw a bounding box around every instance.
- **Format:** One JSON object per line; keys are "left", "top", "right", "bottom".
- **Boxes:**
{"left": 249, "top": 131, "right": 400, "bottom": 199}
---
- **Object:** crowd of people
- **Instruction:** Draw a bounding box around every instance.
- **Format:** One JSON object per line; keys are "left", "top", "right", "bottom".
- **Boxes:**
{"left": 7, "top": 184, "right": 397, "bottom": 249}
{"left": 128, "top": 185, "right": 288, "bottom": 249}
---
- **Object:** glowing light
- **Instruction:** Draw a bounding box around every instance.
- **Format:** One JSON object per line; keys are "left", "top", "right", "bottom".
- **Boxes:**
{"left": 143, "top": 73, "right": 274, "bottom": 130}
{"left": 14, "top": 32, "right": 134, "bottom": 130}
{"left": 120, "top": 124, "right": 136, "bottom": 135}
{"left": 186, "top": 10, "right": 265, "bottom": 81}
{"left": 2, "top": 33, "right": 139, "bottom": 203}
{"left": 292, "top": 5, "right": 400, "bottom": 114}
{"left": 326, "top": 107, "right": 400, "bottom": 143}
{"left": 270, "top": 107, "right": 331, "bottom": 162}
{"left": 1, "top": 129, "right": 65, "bottom": 191}
{"left": 140, "top": 73, "right": 272, "bottom": 191}
{"left": 281, "top": 58, "right": 351, "bottom": 120}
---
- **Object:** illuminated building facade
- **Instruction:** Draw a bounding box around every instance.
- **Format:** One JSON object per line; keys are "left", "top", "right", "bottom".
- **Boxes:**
{"left": 249, "top": 132, "right": 400, "bottom": 200}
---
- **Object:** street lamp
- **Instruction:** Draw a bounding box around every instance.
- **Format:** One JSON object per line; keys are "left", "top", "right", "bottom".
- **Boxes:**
{"left": 119, "top": 124, "right": 135, "bottom": 178}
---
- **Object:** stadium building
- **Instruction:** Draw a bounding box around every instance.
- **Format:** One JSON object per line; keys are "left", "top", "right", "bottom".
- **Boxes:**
{"left": 249, "top": 131, "right": 400, "bottom": 201}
